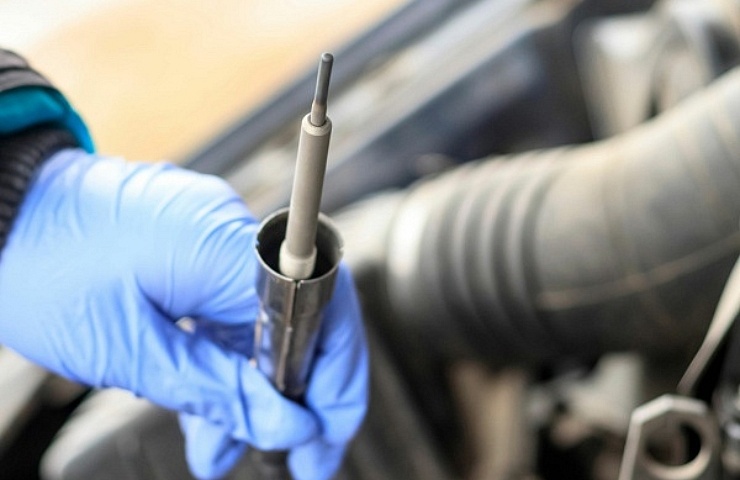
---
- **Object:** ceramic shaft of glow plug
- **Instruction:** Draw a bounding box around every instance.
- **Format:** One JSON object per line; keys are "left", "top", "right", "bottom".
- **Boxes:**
{"left": 279, "top": 53, "right": 334, "bottom": 280}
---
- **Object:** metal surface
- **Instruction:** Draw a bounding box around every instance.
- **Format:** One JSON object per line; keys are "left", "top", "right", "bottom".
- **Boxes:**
{"left": 40, "top": 390, "right": 190, "bottom": 480}
{"left": 679, "top": 256, "right": 740, "bottom": 396}
{"left": 618, "top": 395, "right": 720, "bottom": 480}
{"left": 251, "top": 210, "right": 342, "bottom": 479}
{"left": 310, "top": 53, "right": 333, "bottom": 127}
{"left": 0, "top": 348, "right": 50, "bottom": 455}
{"left": 716, "top": 384, "right": 740, "bottom": 476}
{"left": 254, "top": 209, "right": 342, "bottom": 398}
{"left": 450, "top": 364, "right": 535, "bottom": 479}
{"left": 575, "top": 0, "right": 740, "bottom": 138}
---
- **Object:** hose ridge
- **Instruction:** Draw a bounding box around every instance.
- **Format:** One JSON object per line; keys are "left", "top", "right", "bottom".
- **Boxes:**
{"left": 387, "top": 67, "right": 740, "bottom": 363}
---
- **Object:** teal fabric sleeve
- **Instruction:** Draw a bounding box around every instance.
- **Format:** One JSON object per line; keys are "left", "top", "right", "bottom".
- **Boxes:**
{"left": 0, "top": 86, "right": 94, "bottom": 152}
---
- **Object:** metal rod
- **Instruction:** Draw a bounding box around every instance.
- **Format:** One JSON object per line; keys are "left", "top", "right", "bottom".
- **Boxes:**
{"left": 310, "top": 53, "right": 333, "bottom": 127}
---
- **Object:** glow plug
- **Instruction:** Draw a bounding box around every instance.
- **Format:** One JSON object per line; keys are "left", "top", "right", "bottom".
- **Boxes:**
{"left": 249, "top": 53, "right": 343, "bottom": 478}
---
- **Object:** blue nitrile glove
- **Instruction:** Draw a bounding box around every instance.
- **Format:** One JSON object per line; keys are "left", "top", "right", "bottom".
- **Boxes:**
{"left": 0, "top": 148, "right": 368, "bottom": 480}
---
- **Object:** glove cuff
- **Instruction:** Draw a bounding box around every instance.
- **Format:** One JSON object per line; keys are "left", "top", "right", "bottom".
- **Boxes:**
{"left": 0, "top": 49, "right": 94, "bottom": 152}
{"left": 0, "top": 126, "right": 78, "bottom": 255}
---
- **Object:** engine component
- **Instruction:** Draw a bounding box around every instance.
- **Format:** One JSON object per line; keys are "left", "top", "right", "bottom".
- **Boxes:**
{"left": 576, "top": 0, "right": 740, "bottom": 138}
{"left": 385, "top": 66, "right": 740, "bottom": 366}
{"left": 618, "top": 395, "right": 720, "bottom": 480}
{"left": 679, "top": 257, "right": 740, "bottom": 396}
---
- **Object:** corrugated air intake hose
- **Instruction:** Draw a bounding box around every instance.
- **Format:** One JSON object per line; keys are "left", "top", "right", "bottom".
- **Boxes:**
{"left": 384, "top": 67, "right": 740, "bottom": 366}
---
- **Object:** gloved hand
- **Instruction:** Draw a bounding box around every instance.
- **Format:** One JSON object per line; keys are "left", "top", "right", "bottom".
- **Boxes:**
{"left": 0, "top": 148, "right": 368, "bottom": 480}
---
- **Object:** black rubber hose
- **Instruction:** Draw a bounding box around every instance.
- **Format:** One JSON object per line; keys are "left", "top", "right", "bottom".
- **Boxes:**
{"left": 385, "top": 67, "right": 740, "bottom": 365}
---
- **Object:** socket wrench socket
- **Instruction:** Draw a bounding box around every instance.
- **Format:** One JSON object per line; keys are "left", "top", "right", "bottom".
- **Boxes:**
{"left": 253, "top": 208, "right": 343, "bottom": 399}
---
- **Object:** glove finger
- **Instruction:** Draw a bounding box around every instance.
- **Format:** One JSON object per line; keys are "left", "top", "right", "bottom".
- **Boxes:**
{"left": 304, "top": 265, "right": 369, "bottom": 444}
{"left": 179, "top": 413, "right": 247, "bottom": 480}
{"left": 289, "top": 438, "right": 347, "bottom": 480}
{"left": 118, "top": 303, "right": 319, "bottom": 451}
{"left": 119, "top": 162, "right": 262, "bottom": 325}
{"left": 191, "top": 318, "right": 255, "bottom": 355}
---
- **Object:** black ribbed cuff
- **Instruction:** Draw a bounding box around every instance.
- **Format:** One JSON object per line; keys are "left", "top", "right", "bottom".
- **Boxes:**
{"left": 0, "top": 126, "right": 78, "bottom": 254}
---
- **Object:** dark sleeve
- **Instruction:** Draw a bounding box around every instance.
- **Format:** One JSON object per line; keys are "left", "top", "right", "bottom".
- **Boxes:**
{"left": 0, "top": 126, "right": 78, "bottom": 252}
{"left": 0, "top": 49, "right": 92, "bottom": 255}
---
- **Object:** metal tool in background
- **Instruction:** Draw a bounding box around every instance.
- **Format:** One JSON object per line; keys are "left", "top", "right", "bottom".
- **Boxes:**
{"left": 618, "top": 395, "right": 720, "bottom": 480}
{"left": 250, "top": 53, "right": 343, "bottom": 477}
{"left": 617, "top": 256, "right": 740, "bottom": 480}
